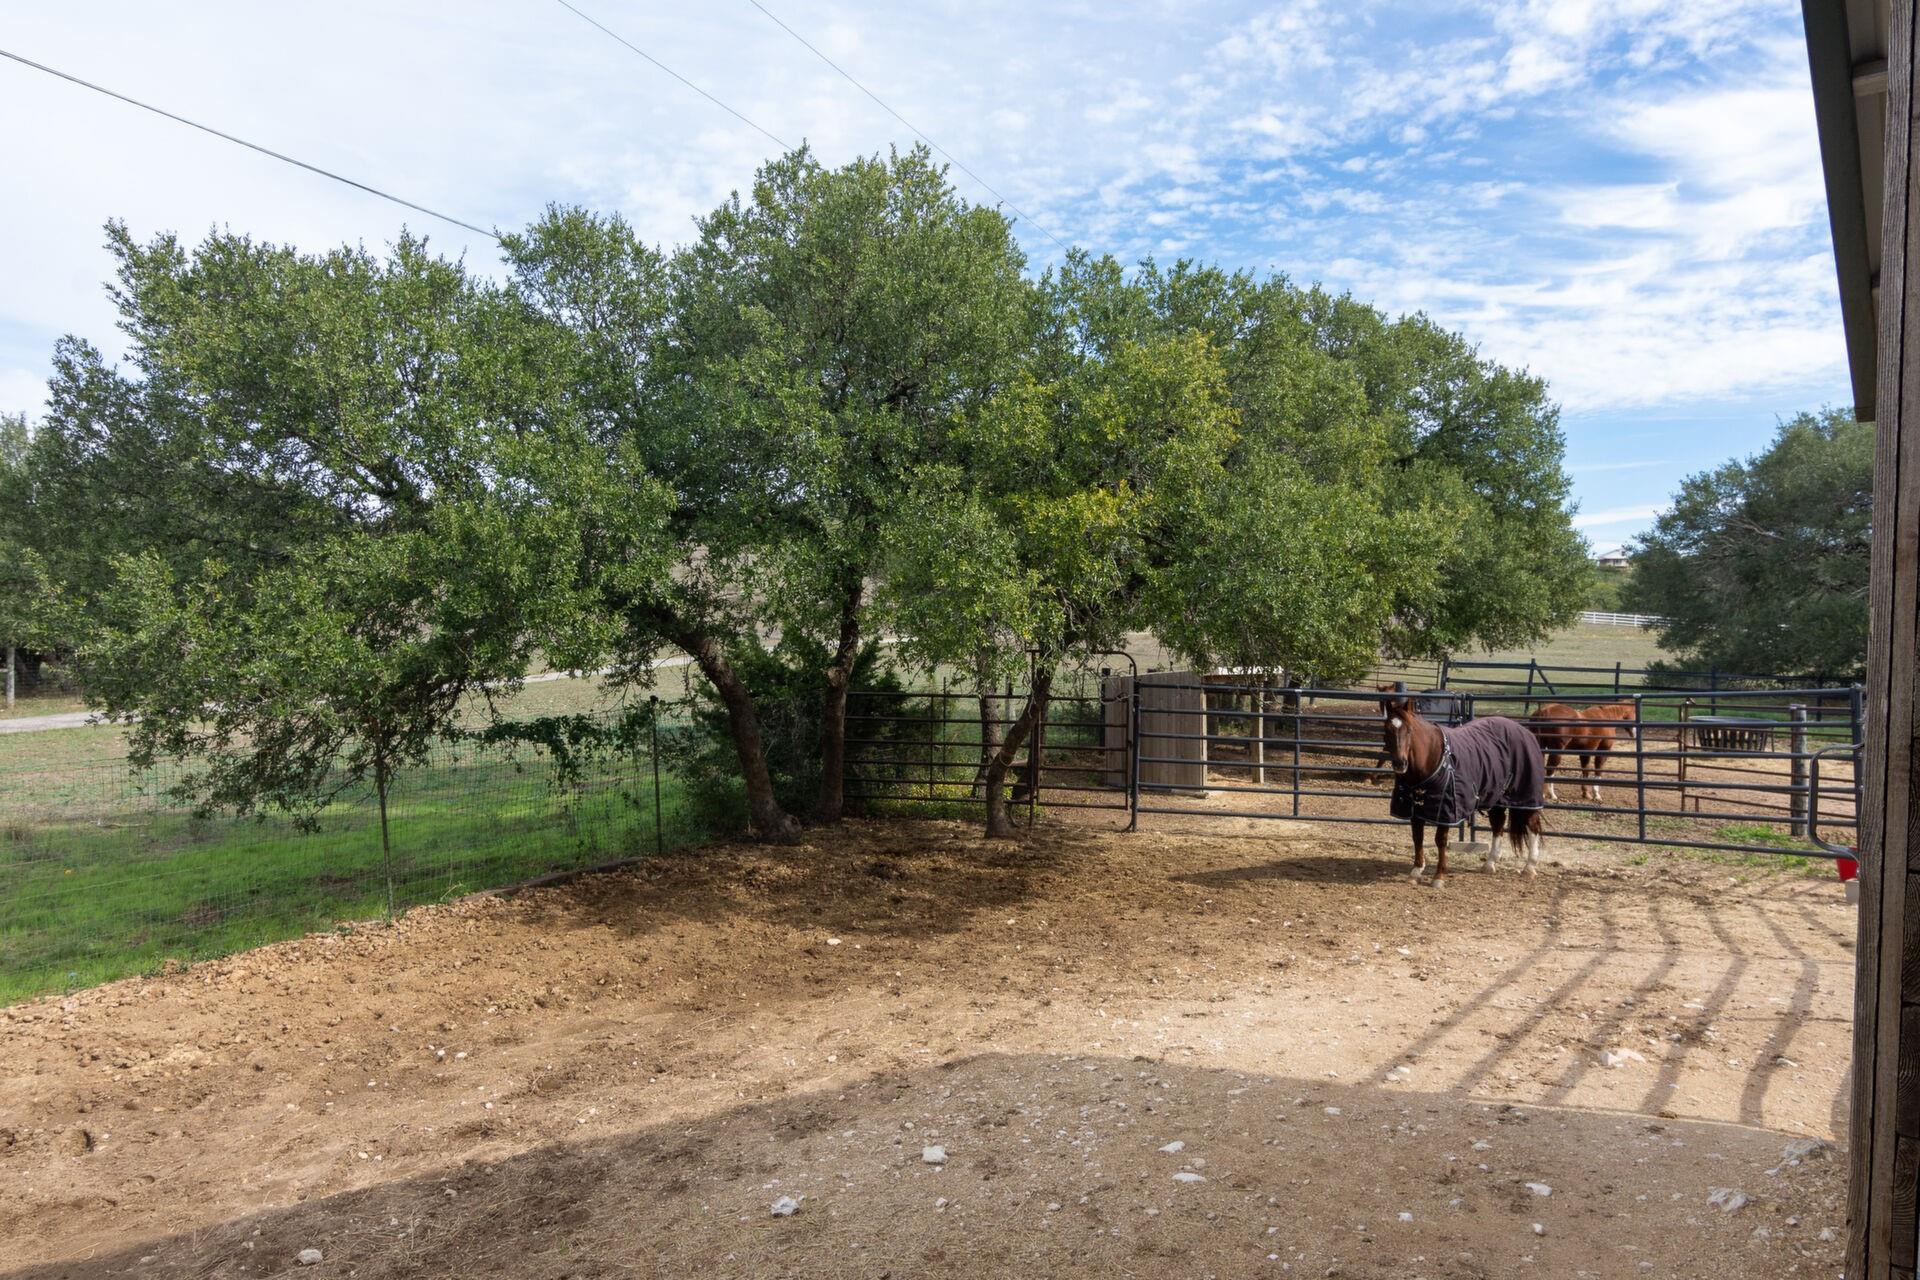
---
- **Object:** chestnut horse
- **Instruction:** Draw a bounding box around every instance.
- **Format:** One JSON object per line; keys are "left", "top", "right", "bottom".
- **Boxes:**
{"left": 1528, "top": 702, "right": 1636, "bottom": 801}
{"left": 1381, "top": 694, "right": 1546, "bottom": 886}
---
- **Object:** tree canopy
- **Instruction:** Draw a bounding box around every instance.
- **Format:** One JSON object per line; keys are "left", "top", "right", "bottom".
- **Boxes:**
{"left": 1625, "top": 408, "right": 1870, "bottom": 676}
{"left": 35, "top": 225, "right": 629, "bottom": 863}
{"left": 15, "top": 146, "right": 1593, "bottom": 840}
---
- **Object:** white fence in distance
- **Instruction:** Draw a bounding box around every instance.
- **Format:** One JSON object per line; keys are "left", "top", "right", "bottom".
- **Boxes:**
{"left": 1579, "top": 610, "right": 1666, "bottom": 628}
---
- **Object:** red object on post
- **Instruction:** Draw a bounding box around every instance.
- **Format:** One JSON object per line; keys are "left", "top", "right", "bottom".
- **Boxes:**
{"left": 1838, "top": 847, "right": 1859, "bottom": 882}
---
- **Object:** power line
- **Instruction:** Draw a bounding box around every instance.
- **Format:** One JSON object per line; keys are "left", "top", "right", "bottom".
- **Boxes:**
{"left": 741, "top": 0, "right": 1074, "bottom": 256}
{"left": 0, "top": 46, "right": 499, "bottom": 241}
{"left": 552, "top": 0, "right": 791, "bottom": 153}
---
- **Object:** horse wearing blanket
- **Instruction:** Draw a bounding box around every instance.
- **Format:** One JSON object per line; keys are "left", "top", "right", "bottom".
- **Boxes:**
{"left": 1381, "top": 693, "right": 1546, "bottom": 887}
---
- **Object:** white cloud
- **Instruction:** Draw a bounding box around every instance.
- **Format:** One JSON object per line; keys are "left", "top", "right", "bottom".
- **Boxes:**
{"left": 0, "top": 0, "right": 1848, "bottom": 443}
{"left": 1574, "top": 503, "right": 1668, "bottom": 530}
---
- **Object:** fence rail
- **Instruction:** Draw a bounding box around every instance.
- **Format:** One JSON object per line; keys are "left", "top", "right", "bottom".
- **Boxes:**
{"left": 1577, "top": 610, "right": 1667, "bottom": 627}
{"left": 1130, "top": 680, "right": 1863, "bottom": 858}
{"left": 1438, "top": 656, "right": 1857, "bottom": 700}
{"left": 844, "top": 676, "right": 1865, "bottom": 862}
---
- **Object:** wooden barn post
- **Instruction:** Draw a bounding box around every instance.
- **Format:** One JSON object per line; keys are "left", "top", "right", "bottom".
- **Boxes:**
{"left": 1805, "top": 0, "right": 1920, "bottom": 1271}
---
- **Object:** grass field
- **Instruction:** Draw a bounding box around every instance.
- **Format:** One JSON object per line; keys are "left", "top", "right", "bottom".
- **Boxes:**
{"left": 0, "top": 670, "right": 641, "bottom": 772}
{"left": 0, "top": 700, "right": 698, "bottom": 1003}
{"left": 0, "top": 625, "right": 1841, "bottom": 1004}
{"left": 1477, "top": 620, "right": 1670, "bottom": 670}
{"left": 0, "top": 689, "right": 88, "bottom": 721}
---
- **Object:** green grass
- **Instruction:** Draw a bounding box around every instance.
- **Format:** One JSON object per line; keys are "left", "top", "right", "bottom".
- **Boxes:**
{"left": 0, "top": 673, "right": 637, "bottom": 775}
{"left": 1617, "top": 825, "right": 1826, "bottom": 880}
{"left": 0, "top": 690, "right": 89, "bottom": 721}
{"left": 0, "top": 722, "right": 698, "bottom": 1004}
{"left": 1474, "top": 622, "right": 1670, "bottom": 671}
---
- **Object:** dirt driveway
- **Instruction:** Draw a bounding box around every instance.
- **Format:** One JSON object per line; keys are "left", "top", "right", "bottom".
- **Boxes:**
{"left": 0, "top": 819, "right": 1852, "bottom": 1278}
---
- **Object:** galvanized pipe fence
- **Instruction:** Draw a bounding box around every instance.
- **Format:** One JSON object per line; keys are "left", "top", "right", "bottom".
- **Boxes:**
{"left": 845, "top": 676, "right": 1865, "bottom": 860}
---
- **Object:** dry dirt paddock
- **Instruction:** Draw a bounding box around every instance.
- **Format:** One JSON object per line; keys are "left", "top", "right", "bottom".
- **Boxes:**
{"left": 0, "top": 819, "right": 1855, "bottom": 1279}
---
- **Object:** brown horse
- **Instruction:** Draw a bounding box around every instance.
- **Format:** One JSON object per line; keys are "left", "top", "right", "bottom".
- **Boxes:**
{"left": 1381, "top": 694, "right": 1546, "bottom": 886}
{"left": 1528, "top": 702, "right": 1636, "bottom": 801}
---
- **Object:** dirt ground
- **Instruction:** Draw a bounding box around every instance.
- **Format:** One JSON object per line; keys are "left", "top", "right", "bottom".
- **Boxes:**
{"left": 0, "top": 817, "right": 1854, "bottom": 1279}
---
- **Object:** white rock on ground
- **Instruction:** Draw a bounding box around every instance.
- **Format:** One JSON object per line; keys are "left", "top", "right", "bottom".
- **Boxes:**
{"left": 297, "top": 1249, "right": 324, "bottom": 1266}
{"left": 770, "top": 1196, "right": 801, "bottom": 1217}
{"left": 1599, "top": 1048, "right": 1646, "bottom": 1068}
{"left": 1158, "top": 1141, "right": 1186, "bottom": 1154}
{"left": 1708, "top": 1188, "right": 1750, "bottom": 1214}
{"left": 922, "top": 1145, "right": 947, "bottom": 1165}
{"left": 1173, "top": 1171, "right": 1207, "bottom": 1183}
{"left": 1781, "top": 1137, "right": 1832, "bottom": 1164}
{"left": 1526, "top": 1183, "right": 1553, "bottom": 1197}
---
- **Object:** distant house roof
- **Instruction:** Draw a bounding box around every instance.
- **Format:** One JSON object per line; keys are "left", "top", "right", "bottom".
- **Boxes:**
{"left": 1593, "top": 545, "right": 1631, "bottom": 563}
{"left": 1804, "top": 0, "right": 1889, "bottom": 420}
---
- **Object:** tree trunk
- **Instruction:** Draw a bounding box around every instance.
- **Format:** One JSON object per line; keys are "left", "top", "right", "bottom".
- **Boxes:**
{"left": 678, "top": 628, "right": 801, "bottom": 842}
{"left": 1013, "top": 679, "right": 1052, "bottom": 804}
{"left": 971, "top": 651, "right": 1002, "bottom": 797}
{"left": 983, "top": 665, "right": 1053, "bottom": 839}
{"left": 816, "top": 581, "right": 865, "bottom": 823}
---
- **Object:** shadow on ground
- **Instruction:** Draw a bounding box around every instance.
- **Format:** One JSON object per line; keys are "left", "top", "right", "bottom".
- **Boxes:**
{"left": 7, "top": 1053, "right": 1845, "bottom": 1280}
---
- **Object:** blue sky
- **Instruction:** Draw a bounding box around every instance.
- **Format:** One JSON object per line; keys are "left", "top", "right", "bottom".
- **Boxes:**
{"left": 0, "top": 0, "right": 1850, "bottom": 550}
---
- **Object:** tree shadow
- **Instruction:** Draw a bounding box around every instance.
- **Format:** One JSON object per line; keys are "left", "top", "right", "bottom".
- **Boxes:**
{"left": 489, "top": 817, "right": 1084, "bottom": 947}
{"left": 2, "top": 1052, "right": 1844, "bottom": 1280}
{"left": 1170, "top": 853, "right": 1410, "bottom": 888}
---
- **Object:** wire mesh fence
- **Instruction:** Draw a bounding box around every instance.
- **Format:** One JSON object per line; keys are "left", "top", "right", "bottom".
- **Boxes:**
{"left": 0, "top": 706, "right": 702, "bottom": 1002}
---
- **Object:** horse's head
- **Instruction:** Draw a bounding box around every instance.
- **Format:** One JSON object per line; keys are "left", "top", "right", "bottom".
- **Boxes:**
{"left": 1378, "top": 689, "right": 1420, "bottom": 776}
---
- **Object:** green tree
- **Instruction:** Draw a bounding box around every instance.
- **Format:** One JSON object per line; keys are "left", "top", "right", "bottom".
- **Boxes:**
{"left": 0, "top": 411, "right": 57, "bottom": 701}
{"left": 505, "top": 146, "right": 1029, "bottom": 832}
{"left": 1032, "top": 259, "right": 1587, "bottom": 660}
{"left": 500, "top": 205, "right": 805, "bottom": 838}
{"left": 47, "top": 225, "right": 628, "bottom": 871}
{"left": 885, "top": 258, "right": 1450, "bottom": 837}
{"left": 666, "top": 145, "right": 1029, "bottom": 822}
{"left": 1625, "top": 408, "right": 1870, "bottom": 675}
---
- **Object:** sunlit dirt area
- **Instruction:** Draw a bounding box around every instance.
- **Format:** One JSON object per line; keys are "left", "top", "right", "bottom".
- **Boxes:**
{"left": 0, "top": 818, "right": 1852, "bottom": 1278}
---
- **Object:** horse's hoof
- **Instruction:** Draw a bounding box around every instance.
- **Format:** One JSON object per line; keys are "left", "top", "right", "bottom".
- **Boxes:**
{"left": 1431, "top": 875, "right": 1448, "bottom": 889}
{"left": 1480, "top": 859, "right": 1497, "bottom": 873}
{"left": 1524, "top": 866, "right": 1539, "bottom": 880}
{"left": 1409, "top": 868, "right": 1425, "bottom": 886}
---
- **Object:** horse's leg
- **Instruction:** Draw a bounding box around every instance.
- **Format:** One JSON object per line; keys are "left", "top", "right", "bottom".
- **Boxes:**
{"left": 1409, "top": 818, "right": 1426, "bottom": 884}
{"left": 1432, "top": 824, "right": 1450, "bottom": 887}
{"left": 1545, "top": 749, "right": 1561, "bottom": 800}
{"left": 1522, "top": 809, "right": 1543, "bottom": 878}
{"left": 1485, "top": 807, "right": 1506, "bottom": 872}
{"left": 1508, "top": 807, "right": 1530, "bottom": 868}
{"left": 1592, "top": 739, "right": 1612, "bottom": 801}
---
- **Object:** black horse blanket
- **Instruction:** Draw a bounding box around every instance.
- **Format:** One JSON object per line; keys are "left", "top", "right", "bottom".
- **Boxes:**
{"left": 1390, "top": 716, "right": 1546, "bottom": 826}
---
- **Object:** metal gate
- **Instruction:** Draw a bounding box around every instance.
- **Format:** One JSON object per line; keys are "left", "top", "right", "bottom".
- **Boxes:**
{"left": 843, "top": 655, "right": 1137, "bottom": 826}
{"left": 1129, "top": 677, "right": 1863, "bottom": 859}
